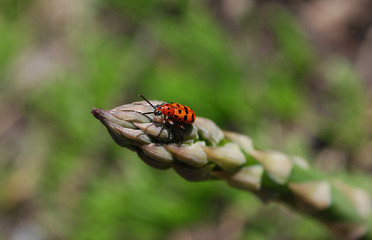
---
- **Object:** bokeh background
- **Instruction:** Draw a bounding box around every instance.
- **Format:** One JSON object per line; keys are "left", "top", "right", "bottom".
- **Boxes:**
{"left": 1, "top": 0, "right": 372, "bottom": 239}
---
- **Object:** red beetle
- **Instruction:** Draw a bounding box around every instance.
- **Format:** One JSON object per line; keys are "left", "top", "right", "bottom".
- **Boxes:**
{"left": 139, "top": 94, "right": 195, "bottom": 139}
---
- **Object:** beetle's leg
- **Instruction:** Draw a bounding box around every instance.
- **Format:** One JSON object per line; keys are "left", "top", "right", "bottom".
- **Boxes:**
{"left": 142, "top": 112, "right": 154, "bottom": 115}
{"left": 167, "top": 119, "right": 175, "bottom": 140}
{"left": 155, "top": 117, "right": 167, "bottom": 138}
{"left": 178, "top": 124, "right": 186, "bottom": 142}
{"left": 156, "top": 124, "right": 166, "bottom": 138}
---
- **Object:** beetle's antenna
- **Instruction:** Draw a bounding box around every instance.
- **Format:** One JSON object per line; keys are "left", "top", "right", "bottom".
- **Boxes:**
{"left": 139, "top": 94, "right": 156, "bottom": 110}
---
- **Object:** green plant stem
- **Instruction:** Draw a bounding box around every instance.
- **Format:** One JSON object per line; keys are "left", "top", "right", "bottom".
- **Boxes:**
{"left": 92, "top": 99, "right": 372, "bottom": 239}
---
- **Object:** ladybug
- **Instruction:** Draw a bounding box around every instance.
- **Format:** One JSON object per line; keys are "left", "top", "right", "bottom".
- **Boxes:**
{"left": 139, "top": 94, "right": 195, "bottom": 139}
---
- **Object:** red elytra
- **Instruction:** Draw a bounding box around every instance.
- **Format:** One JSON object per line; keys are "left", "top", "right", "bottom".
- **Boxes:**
{"left": 139, "top": 94, "right": 195, "bottom": 124}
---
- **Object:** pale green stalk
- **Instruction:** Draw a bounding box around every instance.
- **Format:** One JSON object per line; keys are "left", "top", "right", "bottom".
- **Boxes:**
{"left": 92, "top": 99, "right": 371, "bottom": 239}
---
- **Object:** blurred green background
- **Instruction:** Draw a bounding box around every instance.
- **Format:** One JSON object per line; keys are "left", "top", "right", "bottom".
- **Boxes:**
{"left": 1, "top": 0, "right": 372, "bottom": 239}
